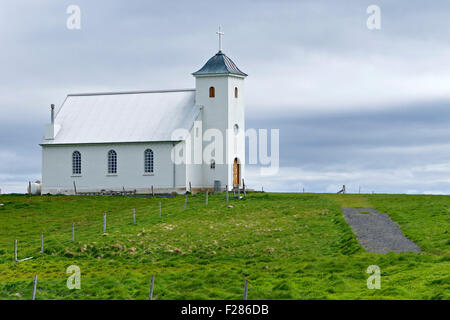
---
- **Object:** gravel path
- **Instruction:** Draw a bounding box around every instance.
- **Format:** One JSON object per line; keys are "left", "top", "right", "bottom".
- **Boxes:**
{"left": 342, "top": 207, "right": 421, "bottom": 254}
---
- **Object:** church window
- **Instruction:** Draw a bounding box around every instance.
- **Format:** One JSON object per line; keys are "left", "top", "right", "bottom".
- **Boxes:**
{"left": 72, "top": 151, "right": 81, "bottom": 175}
{"left": 209, "top": 86, "right": 215, "bottom": 98}
{"left": 108, "top": 150, "right": 117, "bottom": 174}
{"left": 144, "top": 149, "right": 154, "bottom": 173}
{"left": 235, "top": 87, "right": 238, "bottom": 98}
{"left": 210, "top": 159, "right": 215, "bottom": 169}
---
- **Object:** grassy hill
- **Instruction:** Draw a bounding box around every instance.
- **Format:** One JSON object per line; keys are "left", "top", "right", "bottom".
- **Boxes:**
{"left": 0, "top": 192, "right": 448, "bottom": 300}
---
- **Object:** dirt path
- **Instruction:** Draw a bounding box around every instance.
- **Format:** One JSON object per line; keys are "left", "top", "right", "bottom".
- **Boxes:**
{"left": 342, "top": 207, "right": 421, "bottom": 254}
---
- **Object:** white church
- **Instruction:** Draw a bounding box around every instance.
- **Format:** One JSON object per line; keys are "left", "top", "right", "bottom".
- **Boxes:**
{"left": 40, "top": 31, "right": 247, "bottom": 195}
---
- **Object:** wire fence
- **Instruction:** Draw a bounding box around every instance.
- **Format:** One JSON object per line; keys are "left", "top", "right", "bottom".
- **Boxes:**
{"left": 4, "top": 191, "right": 239, "bottom": 254}
{"left": 2, "top": 190, "right": 255, "bottom": 300}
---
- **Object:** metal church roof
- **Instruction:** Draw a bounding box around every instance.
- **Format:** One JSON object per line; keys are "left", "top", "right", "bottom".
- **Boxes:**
{"left": 40, "top": 89, "right": 200, "bottom": 145}
{"left": 192, "top": 51, "right": 247, "bottom": 77}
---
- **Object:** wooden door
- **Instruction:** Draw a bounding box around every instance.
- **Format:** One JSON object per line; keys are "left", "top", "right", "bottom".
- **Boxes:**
{"left": 233, "top": 158, "right": 240, "bottom": 186}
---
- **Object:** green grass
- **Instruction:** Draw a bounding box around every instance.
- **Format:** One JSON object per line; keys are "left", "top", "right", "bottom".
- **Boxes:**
{"left": 0, "top": 193, "right": 448, "bottom": 300}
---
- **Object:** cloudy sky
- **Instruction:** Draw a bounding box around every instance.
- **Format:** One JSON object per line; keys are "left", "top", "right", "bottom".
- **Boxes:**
{"left": 1, "top": 0, "right": 450, "bottom": 194}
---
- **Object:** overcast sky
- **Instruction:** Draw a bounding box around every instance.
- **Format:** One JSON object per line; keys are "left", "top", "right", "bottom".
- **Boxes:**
{"left": 1, "top": 0, "right": 450, "bottom": 194}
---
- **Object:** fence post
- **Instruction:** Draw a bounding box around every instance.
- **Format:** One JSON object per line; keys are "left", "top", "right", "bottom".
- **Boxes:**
{"left": 226, "top": 185, "right": 229, "bottom": 203}
{"left": 206, "top": 190, "right": 208, "bottom": 206}
{"left": 152, "top": 185, "right": 154, "bottom": 197}
{"left": 243, "top": 179, "right": 246, "bottom": 198}
{"left": 72, "top": 223, "right": 75, "bottom": 241}
{"left": 243, "top": 275, "right": 249, "bottom": 300}
{"left": 159, "top": 201, "right": 161, "bottom": 218}
{"left": 238, "top": 186, "right": 241, "bottom": 200}
{"left": 14, "top": 239, "right": 17, "bottom": 266}
{"left": 184, "top": 194, "right": 187, "bottom": 211}
{"left": 32, "top": 275, "right": 37, "bottom": 300}
{"left": 73, "top": 181, "right": 77, "bottom": 195}
{"left": 189, "top": 182, "right": 192, "bottom": 194}
{"left": 149, "top": 275, "right": 155, "bottom": 300}
{"left": 133, "top": 208, "right": 136, "bottom": 225}
{"left": 103, "top": 213, "right": 106, "bottom": 233}
{"left": 40, "top": 234, "right": 43, "bottom": 253}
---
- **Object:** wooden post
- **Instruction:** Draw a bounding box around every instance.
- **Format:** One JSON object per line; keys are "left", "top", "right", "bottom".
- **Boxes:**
{"left": 151, "top": 185, "right": 154, "bottom": 197}
{"left": 243, "top": 179, "right": 246, "bottom": 198}
{"left": 32, "top": 275, "right": 37, "bottom": 300}
{"left": 73, "top": 181, "right": 77, "bottom": 195}
{"left": 184, "top": 194, "right": 187, "bottom": 211}
{"left": 149, "top": 275, "right": 155, "bottom": 300}
{"left": 189, "top": 182, "right": 192, "bottom": 194}
{"left": 226, "top": 185, "right": 229, "bottom": 203}
{"left": 133, "top": 208, "right": 136, "bottom": 224}
{"left": 72, "top": 223, "right": 75, "bottom": 241}
{"left": 28, "top": 181, "right": 31, "bottom": 195}
{"left": 14, "top": 239, "right": 17, "bottom": 266}
{"left": 206, "top": 190, "right": 208, "bottom": 206}
{"left": 243, "top": 277, "right": 249, "bottom": 300}
{"left": 103, "top": 213, "right": 106, "bottom": 233}
{"left": 159, "top": 201, "right": 161, "bottom": 218}
{"left": 40, "top": 234, "right": 43, "bottom": 253}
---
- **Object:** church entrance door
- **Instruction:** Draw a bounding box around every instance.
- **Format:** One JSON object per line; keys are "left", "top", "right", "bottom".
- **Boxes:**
{"left": 233, "top": 158, "right": 240, "bottom": 187}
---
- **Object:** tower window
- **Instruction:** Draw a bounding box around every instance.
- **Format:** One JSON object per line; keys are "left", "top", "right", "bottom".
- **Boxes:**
{"left": 144, "top": 149, "right": 154, "bottom": 173}
{"left": 108, "top": 150, "right": 117, "bottom": 174}
{"left": 235, "top": 87, "right": 238, "bottom": 98}
{"left": 209, "top": 86, "right": 215, "bottom": 98}
{"left": 72, "top": 151, "right": 81, "bottom": 175}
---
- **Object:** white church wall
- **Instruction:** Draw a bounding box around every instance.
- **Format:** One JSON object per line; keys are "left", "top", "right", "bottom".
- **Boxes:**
{"left": 194, "top": 75, "right": 246, "bottom": 190}
{"left": 227, "top": 76, "right": 246, "bottom": 187}
{"left": 41, "top": 142, "right": 186, "bottom": 194}
{"left": 195, "top": 76, "right": 232, "bottom": 189}
{"left": 185, "top": 114, "right": 204, "bottom": 192}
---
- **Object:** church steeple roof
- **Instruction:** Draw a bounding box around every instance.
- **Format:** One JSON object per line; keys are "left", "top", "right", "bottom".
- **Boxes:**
{"left": 192, "top": 51, "right": 247, "bottom": 77}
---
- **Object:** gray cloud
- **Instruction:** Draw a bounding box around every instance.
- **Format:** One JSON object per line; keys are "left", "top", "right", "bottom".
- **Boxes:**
{"left": 246, "top": 101, "right": 450, "bottom": 193}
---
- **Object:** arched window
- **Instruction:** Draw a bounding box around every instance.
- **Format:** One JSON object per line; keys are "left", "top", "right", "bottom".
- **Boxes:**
{"left": 72, "top": 151, "right": 81, "bottom": 175}
{"left": 108, "top": 150, "right": 117, "bottom": 174}
{"left": 209, "top": 86, "right": 215, "bottom": 98}
{"left": 210, "top": 159, "right": 215, "bottom": 169}
{"left": 144, "top": 149, "right": 154, "bottom": 173}
{"left": 234, "top": 87, "right": 238, "bottom": 98}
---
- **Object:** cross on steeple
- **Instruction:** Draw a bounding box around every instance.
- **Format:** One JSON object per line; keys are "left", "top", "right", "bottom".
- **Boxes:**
{"left": 216, "top": 25, "right": 224, "bottom": 52}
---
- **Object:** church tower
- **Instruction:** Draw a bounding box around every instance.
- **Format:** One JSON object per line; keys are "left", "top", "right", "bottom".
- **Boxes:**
{"left": 192, "top": 27, "right": 247, "bottom": 190}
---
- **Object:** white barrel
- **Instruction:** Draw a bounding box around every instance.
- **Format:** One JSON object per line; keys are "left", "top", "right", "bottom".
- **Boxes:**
{"left": 28, "top": 181, "right": 42, "bottom": 195}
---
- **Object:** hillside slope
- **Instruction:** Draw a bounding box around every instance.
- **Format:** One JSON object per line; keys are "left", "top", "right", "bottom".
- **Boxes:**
{"left": 0, "top": 193, "right": 448, "bottom": 299}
